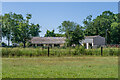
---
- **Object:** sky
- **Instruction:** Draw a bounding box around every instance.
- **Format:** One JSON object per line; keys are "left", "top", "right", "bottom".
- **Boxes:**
{"left": 1, "top": 0, "right": 120, "bottom": 2}
{"left": 2, "top": 2, "right": 118, "bottom": 44}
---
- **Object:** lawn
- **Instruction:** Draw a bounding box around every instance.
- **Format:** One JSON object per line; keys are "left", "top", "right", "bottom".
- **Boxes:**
{"left": 2, "top": 56, "right": 118, "bottom": 78}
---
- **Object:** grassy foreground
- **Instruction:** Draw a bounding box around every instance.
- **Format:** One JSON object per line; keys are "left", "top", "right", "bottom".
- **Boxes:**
{"left": 2, "top": 56, "right": 118, "bottom": 78}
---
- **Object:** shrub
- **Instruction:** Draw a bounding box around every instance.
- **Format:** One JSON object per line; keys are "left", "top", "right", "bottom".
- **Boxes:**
{"left": 86, "top": 49, "right": 93, "bottom": 55}
{"left": 25, "top": 42, "right": 31, "bottom": 47}
{"left": 19, "top": 43, "right": 23, "bottom": 47}
{"left": 74, "top": 46, "right": 85, "bottom": 55}
{"left": 1, "top": 42, "right": 7, "bottom": 47}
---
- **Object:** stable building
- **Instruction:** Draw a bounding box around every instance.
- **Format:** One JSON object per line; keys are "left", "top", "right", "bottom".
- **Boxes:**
{"left": 31, "top": 37, "right": 66, "bottom": 47}
{"left": 80, "top": 35, "right": 105, "bottom": 49}
{"left": 31, "top": 36, "right": 105, "bottom": 49}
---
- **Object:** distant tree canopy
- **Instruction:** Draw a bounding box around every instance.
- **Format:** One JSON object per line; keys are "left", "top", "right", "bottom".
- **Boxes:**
{"left": 58, "top": 21, "right": 84, "bottom": 46}
{"left": 44, "top": 29, "right": 65, "bottom": 37}
{"left": 0, "top": 12, "right": 41, "bottom": 47}
{"left": 83, "top": 11, "right": 120, "bottom": 44}
{"left": 44, "top": 29, "right": 56, "bottom": 37}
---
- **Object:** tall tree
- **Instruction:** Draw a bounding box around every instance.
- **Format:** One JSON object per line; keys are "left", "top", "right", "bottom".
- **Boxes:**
{"left": 12, "top": 14, "right": 41, "bottom": 47}
{"left": 11, "top": 13, "right": 24, "bottom": 43}
{"left": 58, "top": 21, "right": 84, "bottom": 46}
{"left": 83, "top": 11, "right": 119, "bottom": 44}
{"left": 83, "top": 15, "right": 95, "bottom": 36}
{"left": 0, "top": 15, "right": 2, "bottom": 42}
{"left": 2, "top": 12, "right": 14, "bottom": 46}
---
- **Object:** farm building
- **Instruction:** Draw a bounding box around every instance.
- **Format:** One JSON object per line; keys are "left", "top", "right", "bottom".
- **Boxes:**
{"left": 31, "top": 35, "right": 105, "bottom": 48}
{"left": 80, "top": 35, "right": 105, "bottom": 49}
{"left": 31, "top": 37, "right": 66, "bottom": 47}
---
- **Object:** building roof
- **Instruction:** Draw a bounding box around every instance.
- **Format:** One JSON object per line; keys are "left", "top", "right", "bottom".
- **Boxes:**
{"left": 85, "top": 35, "right": 100, "bottom": 39}
{"left": 81, "top": 35, "right": 105, "bottom": 44}
{"left": 31, "top": 37, "right": 66, "bottom": 44}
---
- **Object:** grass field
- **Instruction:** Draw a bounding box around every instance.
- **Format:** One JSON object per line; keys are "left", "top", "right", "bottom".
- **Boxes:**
{"left": 2, "top": 56, "right": 118, "bottom": 78}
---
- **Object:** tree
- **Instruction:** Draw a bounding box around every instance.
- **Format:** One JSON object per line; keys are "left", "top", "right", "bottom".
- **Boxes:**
{"left": 111, "top": 22, "right": 120, "bottom": 44}
{"left": 58, "top": 21, "right": 84, "bottom": 46}
{"left": 17, "top": 20, "right": 31, "bottom": 48}
{"left": 29, "top": 23, "right": 41, "bottom": 37}
{"left": 70, "top": 25, "right": 84, "bottom": 45}
{"left": 44, "top": 29, "right": 65, "bottom": 37}
{"left": 1, "top": 12, "right": 41, "bottom": 47}
{"left": 2, "top": 13, "right": 41, "bottom": 48}
{"left": 1, "top": 12, "right": 14, "bottom": 46}
{"left": 83, "top": 15, "right": 95, "bottom": 36}
{"left": 44, "top": 29, "right": 56, "bottom": 37}
{"left": 11, "top": 13, "right": 24, "bottom": 43}
{"left": 13, "top": 14, "right": 41, "bottom": 48}
{"left": 55, "top": 33, "right": 65, "bottom": 37}
{"left": 0, "top": 15, "right": 2, "bottom": 42}
{"left": 83, "top": 11, "right": 119, "bottom": 44}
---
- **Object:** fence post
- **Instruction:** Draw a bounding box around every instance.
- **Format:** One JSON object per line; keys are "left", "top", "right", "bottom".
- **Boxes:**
{"left": 101, "top": 47, "right": 103, "bottom": 56}
{"left": 48, "top": 46, "right": 49, "bottom": 57}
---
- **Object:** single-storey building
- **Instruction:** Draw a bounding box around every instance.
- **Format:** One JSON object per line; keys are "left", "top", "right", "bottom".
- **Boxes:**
{"left": 80, "top": 35, "right": 105, "bottom": 49}
{"left": 31, "top": 35, "right": 105, "bottom": 49}
{"left": 31, "top": 37, "right": 66, "bottom": 47}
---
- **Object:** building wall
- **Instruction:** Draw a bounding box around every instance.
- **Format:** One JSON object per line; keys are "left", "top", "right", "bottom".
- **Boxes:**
{"left": 93, "top": 36, "right": 105, "bottom": 45}
{"left": 60, "top": 44, "right": 64, "bottom": 47}
{"left": 32, "top": 43, "right": 64, "bottom": 47}
{"left": 81, "top": 39, "right": 93, "bottom": 43}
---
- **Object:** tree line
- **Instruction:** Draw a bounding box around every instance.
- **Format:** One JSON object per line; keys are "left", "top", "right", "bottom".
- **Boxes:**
{"left": 0, "top": 12, "right": 41, "bottom": 47}
{"left": 0, "top": 11, "right": 120, "bottom": 47}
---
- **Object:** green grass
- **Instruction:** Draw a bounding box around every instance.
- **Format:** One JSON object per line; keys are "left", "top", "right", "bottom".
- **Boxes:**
{"left": 2, "top": 56, "right": 118, "bottom": 78}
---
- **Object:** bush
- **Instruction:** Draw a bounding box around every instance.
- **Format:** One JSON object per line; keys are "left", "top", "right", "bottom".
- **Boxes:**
{"left": 74, "top": 45, "right": 85, "bottom": 55}
{"left": 25, "top": 42, "right": 31, "bottom": 47}
{"left": 19, "top": 43, "right": 23, "bottom": 47}
{"left": 109, "top": 49, "right": 114, "bottom": 56}
{"left": 1, "top": 42, "right": 7, "bottom": 47}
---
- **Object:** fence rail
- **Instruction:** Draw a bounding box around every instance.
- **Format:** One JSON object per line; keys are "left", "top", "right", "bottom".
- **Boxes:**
{"left": 106, "top": 44, "right": 120, "bottom": 48}
{"left": 1, "top": 47, "right": 120, "bottom": 57}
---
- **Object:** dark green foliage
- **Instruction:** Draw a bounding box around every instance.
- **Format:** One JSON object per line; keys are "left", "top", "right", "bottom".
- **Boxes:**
{"left": 58, "top": 21, "right": 84, "bottom": 46}
{"left": 0, "top": 42, "right": 7, "bottom": 47}
{"left": 1, "top": 12, "right": 41, "bottom": 48}
{"left": 44, "top": 29, "right": 65, "bottom": 37}
{"left": 74, "top": 45, "right": 85, "bottom": 55}
{"left": 29, "top": 23, "right": 41, "bottom": 37}
{"left": 45, "top": 29, "right": 56, "bottom": 37}
{"left": 83, "top": 11, "right": 120, "bottom": 44}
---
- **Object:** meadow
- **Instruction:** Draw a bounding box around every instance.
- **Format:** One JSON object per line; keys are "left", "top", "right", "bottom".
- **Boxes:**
{"left": 2, "top": 56, "right": 118, "bottom": 78}
{"left": 1, "top": 47, "right": 119, "bottom": 78}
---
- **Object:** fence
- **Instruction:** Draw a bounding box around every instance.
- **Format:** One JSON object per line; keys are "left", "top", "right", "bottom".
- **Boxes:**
{"left": 1, "top": 46, "right": 120, "bottom": 57}
{"left": 106, "top": 44, "right": 120, "bottom": 48}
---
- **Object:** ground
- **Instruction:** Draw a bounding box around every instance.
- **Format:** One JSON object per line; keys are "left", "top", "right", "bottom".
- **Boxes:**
{"left": 2, "top": 56, "right": 118, "bottom": 78}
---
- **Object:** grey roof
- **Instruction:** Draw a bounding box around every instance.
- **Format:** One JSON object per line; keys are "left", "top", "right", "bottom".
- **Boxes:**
{"left": 31, "top": 37, "right": 66, "bottom": 44}
{"left": 81, "top": 35, "right": 105, "bottom": 44}
{"left": 85, "top": 35, "right": 100, "bottom": 39}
